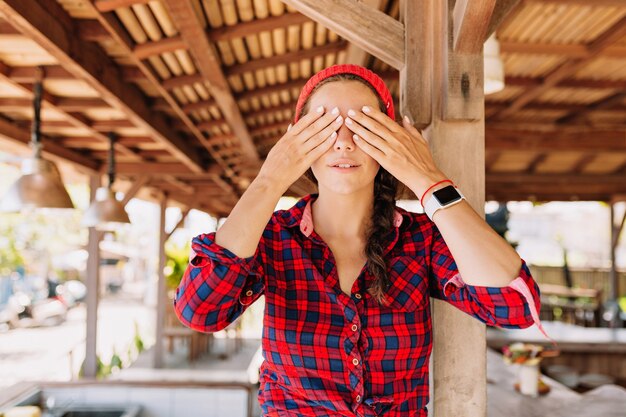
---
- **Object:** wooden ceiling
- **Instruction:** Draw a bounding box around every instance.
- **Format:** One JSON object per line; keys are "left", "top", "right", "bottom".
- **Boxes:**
{"left": 0, "top": 0, "right": 625, "bottom": 216}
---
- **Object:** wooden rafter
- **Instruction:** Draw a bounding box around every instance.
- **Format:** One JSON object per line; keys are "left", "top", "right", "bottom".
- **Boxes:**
{"left": 0, "top": 117, "right": 99, "bottom": 172}
{"left": 162, "top": 0, "right": 259, "bottom": 163}
{"left": 94, "top": 0, "right": 149, "bottom": 12}
{"left": 453, "top": 0, "right": 497, "bottom": 54}
{"left": 207, "top": 12, "right": 310, "bottom": 42}
{"left": 490, "top": 14, "right": 626, "bottom": 120}
{"left": 0, "top": 0, "right": 205, "bottom": 173}
{"left": 280, "top": 0, "right": 405, "bottom": 70}
{"left": 223, "top": 41, "right": 348, "bottom": 77}
{"left": 486, "top": 129, "right": 626, "bottom": 152}
{"left": 80, "top": 2, "right": 242, "bottom": 183}
{"left": 0, "top": 63, "right": 143, "bottom": 161}
{"left": 500, "top": 40, "right": 626, "bottom": 58}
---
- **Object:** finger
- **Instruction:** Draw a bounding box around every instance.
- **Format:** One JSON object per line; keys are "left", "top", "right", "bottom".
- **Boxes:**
{"left": 344, "top": 117, "right": 392, "bottom": 154}
{"left": 346, "top": 107, "right": 395, "bottom": 142}
{"left": 352, "top": 133, "right": 385, "bottom": 161}
{"left": 300, "top": 109, "right": 342, "bottom": 145}
{"left": 287, "top": 123, "right": 292, "bottom": 132}
{"left": 302, "top": 116, "right": 342, "bottom": 154}
{"left": 289, "top": 105, "right": 326, "bottom": 136}
{"left": 306, "top": 130, "right": 338, "bottom": 162}
{"left": 360, "top": 105, "right": 402, "bottom": 133}
{"left": 402, "top": 115, "right": 428, "bottom": 144}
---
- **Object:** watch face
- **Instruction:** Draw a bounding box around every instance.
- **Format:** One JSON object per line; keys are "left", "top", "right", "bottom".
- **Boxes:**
{"left": 433, "top": 185, "right": 462, "bottom": 205}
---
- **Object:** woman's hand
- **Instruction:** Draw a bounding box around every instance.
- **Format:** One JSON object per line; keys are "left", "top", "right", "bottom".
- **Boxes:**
{"left": 256, "top": 105, "right": 343, "bottom": 193}
{"left": 343, "top": 106, "right": 448, "bottom": 196}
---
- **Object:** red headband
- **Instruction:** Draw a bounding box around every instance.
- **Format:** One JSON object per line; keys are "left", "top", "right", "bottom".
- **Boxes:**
{"left": 293, "top": 64, "right": 395, "bottom": 123}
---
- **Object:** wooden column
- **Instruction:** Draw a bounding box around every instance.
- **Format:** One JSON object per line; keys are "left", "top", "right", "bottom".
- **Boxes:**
{"left": 84, "top": 174, "right": 101, "bottom": 378}
{"left": 419, "top": 0, "right": 487, "bottom": 415}
{"left": 153, "top": 194, "right": 168, "bottom": 368}
{"left": 607, "top": 202, "right": 625, "bottom": 327}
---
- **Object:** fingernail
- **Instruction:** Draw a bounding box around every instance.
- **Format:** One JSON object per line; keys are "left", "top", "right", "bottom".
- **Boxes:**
{"left": 362, "top": 106, "right": 371, "bottom": 113}
{"left": 287, "top": 123, "right": 292, "bottom": 131}
{"left": 331, "top": 106, "right": 339, "bottom": 115}
{"left": 335, "top": 115, "right": 343, "bottom": 123}
{"left": 345, "top": 117, "right": 352, "bottom": 125}
{"left": 330, "top": 131, "right": 337, "bottom": 139}
{"left": 316, "top": 105, "right": 324, "bottom": 113}
{"left": 347, "top": 109, "right": 356, "bottom": 117}
{"left": 403, "top": 114, "right": 413, "bottom": 124}
{"left": 353, "top": 134, "right": 359, "bottom": 141}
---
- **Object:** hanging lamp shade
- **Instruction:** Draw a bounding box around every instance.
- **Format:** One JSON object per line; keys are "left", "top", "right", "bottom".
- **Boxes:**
{"left": 81, "top": 132, "right": 130, "bottom": 230}
{"left": 81, "top": 186, "right": 130, "bottom": 230}
{"left": 484, "top": 33, "right": 505, "bottom": 95}
{"left": 0, "top": 73, "right": 74, "bottom": 212}
{"left": 0, "top": 157, "right": 74, "bottom": 212}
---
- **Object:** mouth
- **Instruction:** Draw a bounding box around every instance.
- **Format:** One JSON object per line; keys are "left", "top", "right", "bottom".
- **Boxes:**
{"left": 330, "top": 163, "right": 360, "bottom": 169}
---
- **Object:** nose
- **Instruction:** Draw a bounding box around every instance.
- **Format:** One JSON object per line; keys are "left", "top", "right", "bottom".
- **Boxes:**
{"left": 333, "top": 124, "right": 355, "bottom": 152}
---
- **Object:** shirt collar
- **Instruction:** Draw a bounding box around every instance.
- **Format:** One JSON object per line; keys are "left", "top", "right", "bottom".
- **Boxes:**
{"left": 277, "top": 194, "right": 404, "bottom": 237}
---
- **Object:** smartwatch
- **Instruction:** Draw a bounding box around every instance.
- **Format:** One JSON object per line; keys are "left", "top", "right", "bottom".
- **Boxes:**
{"left": 424, "top": 185, "right": 465, "bottom": 221}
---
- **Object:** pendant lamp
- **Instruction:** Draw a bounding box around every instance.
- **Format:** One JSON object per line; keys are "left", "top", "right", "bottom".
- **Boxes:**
{"left": 0, "top": 71, "right": 74, "bottom": 212}
{"left": 484, "top": 33, "right": 505, "bottom": 95}
{"left": 81, "top": 132, "right": 131, "bottom": 230}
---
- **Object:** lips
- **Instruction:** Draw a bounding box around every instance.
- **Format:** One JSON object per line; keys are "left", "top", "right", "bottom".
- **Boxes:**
{"left": 328, "top": 158, "right": 360, "bottom": 168}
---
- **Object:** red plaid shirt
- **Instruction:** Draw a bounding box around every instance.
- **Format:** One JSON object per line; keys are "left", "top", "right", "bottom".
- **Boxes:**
{"left": 174, "top": 194, "right": 543, "bottom": 416}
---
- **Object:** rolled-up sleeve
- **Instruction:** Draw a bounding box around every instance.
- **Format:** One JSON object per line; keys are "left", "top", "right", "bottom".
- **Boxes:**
{"left": 428, "top": 223, "right": 547, "bottom": 335}
{"left": 173, "top": 230, "right": 266, "bottom": 333}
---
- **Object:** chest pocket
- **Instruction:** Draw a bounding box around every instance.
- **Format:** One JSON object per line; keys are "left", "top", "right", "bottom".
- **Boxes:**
{"left": 383, "top": 256, "right": 429, "bottom": 312}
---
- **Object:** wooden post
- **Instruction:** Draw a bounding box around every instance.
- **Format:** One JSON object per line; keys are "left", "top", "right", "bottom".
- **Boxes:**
{"left": 84, "top": 174, "right": 101, "bottom": 378}
{"left": 607, "top": 202, "right": 625, "bottom": 327}
{"left": 153, "top": 194, "right": 168, "bottom": 368}
{"left": 424, "top": 0, "right": 487, "bottom": 415}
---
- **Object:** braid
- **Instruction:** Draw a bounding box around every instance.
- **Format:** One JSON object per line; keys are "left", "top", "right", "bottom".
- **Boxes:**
{"left": 298, "top": 73, "right": 400, "bottom": 305}
{"left": 365, "top": 168, "right": 399, "bottom": 305}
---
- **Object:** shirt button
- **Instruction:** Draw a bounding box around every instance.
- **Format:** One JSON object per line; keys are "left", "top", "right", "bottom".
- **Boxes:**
{"left": 352, "top": 358, "right": 359, "bottom": 366}
{"left": 354, "top": 293, "right": 362, "bottom": 299}
{"left": 245, "top": 290, "right": 253, "bottom": 297}
{"left": 351, "top": 324, "right": 358, "bottom": 332}
{"left": 356, "top": 395, "right": 361, "bottom": 402}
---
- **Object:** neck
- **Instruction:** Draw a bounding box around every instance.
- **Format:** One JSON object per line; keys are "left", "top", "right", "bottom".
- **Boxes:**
{"left": 312, "top": 185, "right": 375, "bottom": 240}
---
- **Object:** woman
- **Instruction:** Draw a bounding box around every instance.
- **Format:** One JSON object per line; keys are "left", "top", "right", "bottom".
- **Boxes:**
{"left": 174, "top": 64, "right": 545, "bottom": 416}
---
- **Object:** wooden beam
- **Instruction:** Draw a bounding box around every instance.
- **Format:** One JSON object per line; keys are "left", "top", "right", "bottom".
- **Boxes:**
{"left": 121, "top": 175, "right": 149, "bottom": 206}
{"left": 485, "top": 0, "right": 521, "bottom": 40}
{"left": 133, "top": 36, "right": 186, "bottom": 60}
{"left": 0, "top": 117, "right": 100, "bottom": 172}
{"left": 0, "top": 0, "right": 205, "bottom": 172}
{"left": 237, "top": 79, "right": 304, "bottom": 102}
{"left": 487, "top": 172, "right": 626, "bottom": 185}
{"left": 162, "top": 0, "right": 260, "bottom": 163}
{"left": 224, "top": 41, "right": 348, "bottom": 77}
{"left": 154, "top": 194, "right": 167, "bottom": 368}
{"left": 166, "top": 207, "right": 192, "bottom": 241}
{"left": 500, "top": 40, "right": 626, "bottom": 58}
{"left": 486, "top": 129, "right": 626, "bottom": 152}
{"left": 429, "top": 0, "right": 486, "bottom": 414}
{"left": 280, "top": 0, "right": 405, "bottom": 70}
{"left": 207, "top": 12, "right": 311, "bottom": 42}
{"left": 342, "top": 0, "right": 383, "bottom": 66}
{"left": 81, "top": 3, "right": 241, "bottom": 182}
{"left": 453, "top": 0, "right": 496, "bottom": 54}
{"left": 491, "top": 14, "right": 626, "bottom": 120}
{"left": 84, "top": 175, "right": 102, "bottom": 379}
{"left": 525, "top": 0, "right": 626, "bottom": 6}
{"left": 0, "top": 63, "right": 141, "bottom": 160}
{"left": 557, "top": 91, "right": 626, "bottom": 124}
{"left": 400, "top": 0, "right": 432, "bottom": 128}
{"left": 94, "top": 0, "right": 150, "bottom": 12}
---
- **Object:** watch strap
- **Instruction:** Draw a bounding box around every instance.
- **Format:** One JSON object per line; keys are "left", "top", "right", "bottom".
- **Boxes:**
{"left": 424, "top": 186, "right": 465, "bottom": 221}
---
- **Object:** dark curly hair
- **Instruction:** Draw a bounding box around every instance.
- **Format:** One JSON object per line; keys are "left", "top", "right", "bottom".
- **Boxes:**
{"left": 298, "top": 74, "right": 400, "bottom": 305}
